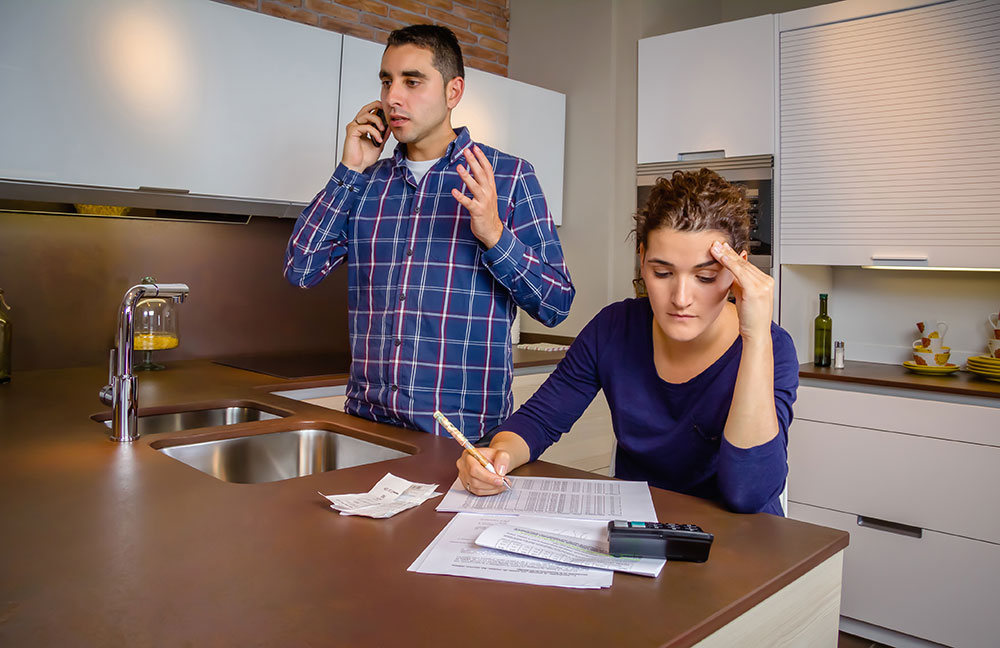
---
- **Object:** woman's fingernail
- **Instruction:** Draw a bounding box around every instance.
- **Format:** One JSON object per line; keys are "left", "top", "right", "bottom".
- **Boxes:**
{"left": 712, "top": 241, "right": 723, "bottom": 253}
{"left": 498, "top": 464, "right": 507, "bottom": 476}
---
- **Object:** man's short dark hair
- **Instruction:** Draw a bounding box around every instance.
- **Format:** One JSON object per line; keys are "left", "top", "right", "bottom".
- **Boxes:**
{"left": 386, "top": 24, "right": 465, "bottom": 82}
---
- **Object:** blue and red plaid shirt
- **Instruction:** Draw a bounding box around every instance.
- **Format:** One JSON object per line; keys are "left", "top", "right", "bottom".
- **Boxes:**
{"left": 284, "top": 128, "right": 574, "bottom": 439}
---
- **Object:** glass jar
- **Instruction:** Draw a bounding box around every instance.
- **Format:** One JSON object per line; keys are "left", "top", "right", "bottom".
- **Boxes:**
{"left": 133, "top": 277, "right": 179, "bottom": 371}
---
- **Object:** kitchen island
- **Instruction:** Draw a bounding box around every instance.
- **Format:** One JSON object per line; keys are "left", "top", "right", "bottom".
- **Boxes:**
{"left": 0, "top": 360, "right": 847, "bottom": 647}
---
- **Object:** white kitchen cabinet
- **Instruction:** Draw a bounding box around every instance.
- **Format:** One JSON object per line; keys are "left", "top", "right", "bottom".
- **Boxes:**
{"left": 0, "top": 0, "right": 341, "bottom": 204}
{"left": 637, "top": 14, "right": 775, "bottom": 164}
{"left": 788, "top": 383, "right": 1000, "bottom": 647}
{"left": 777, "top": 0, "right": 1000, "bottom": 268}
{"left": 511, "top": 369, "right": 615, "bottom": 475}
{"left": 337, "top": 36, "right": 566, "bottom": 225}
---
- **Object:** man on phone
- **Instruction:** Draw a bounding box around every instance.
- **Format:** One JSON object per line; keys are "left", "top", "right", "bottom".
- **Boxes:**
{"left": 284, "top": 24, "right": 574, "bottom": 440}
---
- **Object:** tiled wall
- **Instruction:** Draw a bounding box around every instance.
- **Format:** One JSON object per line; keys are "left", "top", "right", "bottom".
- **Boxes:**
{"left": 216, "top": 0, "right": 510, "bottom": 75}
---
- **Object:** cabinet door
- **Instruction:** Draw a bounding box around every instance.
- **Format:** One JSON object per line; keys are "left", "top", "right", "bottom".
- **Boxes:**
{"left": 778, "top": 0, "right": 1000, "bottom": 268}
{"left": 790, "top": 502, "right": 1000, "bottom": 648}
{"left": 637, "top": 14, "right": 775, "bottom": 164}
{"left": 0, "top": 0, "right": 341, "bottom": 203}
{"left": 512, "top": 371, "right": 614, "bottom": 474}
{"left": 338, "top": 36, "right": 566, "bottom": 225}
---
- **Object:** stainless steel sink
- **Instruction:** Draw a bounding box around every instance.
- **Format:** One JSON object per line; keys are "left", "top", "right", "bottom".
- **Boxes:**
{"left": 156, "top": 429, "right": 411, "bottom": 483}
{"left": 99, "top": 406, "right": 284, "bottom": 436}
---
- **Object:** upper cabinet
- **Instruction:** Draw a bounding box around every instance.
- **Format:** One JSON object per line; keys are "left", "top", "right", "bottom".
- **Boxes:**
{"left": 338, "top": 36, "right": 566, "bottom": 225}
{"left": 778, "top": 0, "right": 1000, "bottom": 268}
{"left": 0, "top": 0, "right": 341, "bottom": 204}
{"left": 637, "top": 15, "right": 775, "bottom": 164}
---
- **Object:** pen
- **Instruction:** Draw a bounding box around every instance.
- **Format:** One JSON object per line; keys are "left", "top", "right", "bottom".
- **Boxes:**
{"left": 433, "top": 410, "right": 513, "bottom": 491}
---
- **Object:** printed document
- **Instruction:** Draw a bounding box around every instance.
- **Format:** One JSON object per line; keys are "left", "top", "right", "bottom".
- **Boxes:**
{"left": 436, "top": 476, "right": 656, "bottom": 521}
{"left": 475, "top": 524, "right": 665, "bottom": 577}
{"left": 407, "top": 513, "right": 613, "bottom": 589}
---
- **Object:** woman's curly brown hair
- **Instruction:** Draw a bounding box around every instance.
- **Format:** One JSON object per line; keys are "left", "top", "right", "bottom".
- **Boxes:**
{"left": 634, "top": 168, "right": 750, "bottom": 253}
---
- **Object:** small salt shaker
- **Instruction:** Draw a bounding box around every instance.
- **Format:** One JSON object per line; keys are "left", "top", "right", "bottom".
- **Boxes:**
{"left": 833, "top": 340, "right": 845, "bottom": 369}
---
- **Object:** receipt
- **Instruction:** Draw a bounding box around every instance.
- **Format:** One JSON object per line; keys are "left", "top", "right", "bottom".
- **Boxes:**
{"left": 320, "top": 473, "right": 442, "bottom": 518}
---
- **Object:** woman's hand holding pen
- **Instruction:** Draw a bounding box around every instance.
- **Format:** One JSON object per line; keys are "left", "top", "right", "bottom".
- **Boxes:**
{"left": 457, "top": 446, "right": 510, "bottom": 495}
{"left": 710, "top": 240, "right": 774, "bottom": 343}
{"left": 343, "top": 101, "right": 387, "bottom": 173}
{"left": 452, "top": 145, "right": 504, "bottom": 250}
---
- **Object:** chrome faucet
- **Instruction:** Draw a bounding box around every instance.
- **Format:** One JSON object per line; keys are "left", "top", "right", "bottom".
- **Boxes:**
{"left": 99, "top": 281, "right": 189, "bottom": 442}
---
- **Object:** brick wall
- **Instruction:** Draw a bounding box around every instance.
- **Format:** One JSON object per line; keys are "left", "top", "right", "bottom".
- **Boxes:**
{"left": 217, "top": 0, "right": 510, "bottom": 75}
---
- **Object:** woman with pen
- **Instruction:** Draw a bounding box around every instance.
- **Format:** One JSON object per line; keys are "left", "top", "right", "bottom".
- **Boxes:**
{"left": 456, "top": 169, "right": 798, "bottom": 516}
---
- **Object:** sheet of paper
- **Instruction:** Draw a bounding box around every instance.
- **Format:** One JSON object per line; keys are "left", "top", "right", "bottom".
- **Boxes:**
{"left": 475, "top": 524, "right": 665, "bottom": 577}
{"left": 436, "top": 476, "right": 657, "bottom": 521}
{"left": 320, "top": 473, "right": 441, "bottom": 519}
{"left": 407, "top": 513, "right": 612, "bottom": 589}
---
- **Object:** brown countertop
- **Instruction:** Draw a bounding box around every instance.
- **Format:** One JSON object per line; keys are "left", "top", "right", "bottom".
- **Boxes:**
{"left": 800, "top": 360, "right": 1000, "bottom": 399}
{"left": 0, "top": 360, "right": 846, "bottom": 647}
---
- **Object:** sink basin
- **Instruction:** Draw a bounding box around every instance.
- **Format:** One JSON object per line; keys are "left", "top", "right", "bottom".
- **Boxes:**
{"left": 155, "top": 428, "right": 411, "bottom": 483}
{"left": 98, "top": 406, "right": 285, "bottom": 436}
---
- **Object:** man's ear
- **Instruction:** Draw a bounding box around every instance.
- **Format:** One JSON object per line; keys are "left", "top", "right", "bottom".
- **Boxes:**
{"left": 446, "top": 76, "right": 465, "bottom": 110}
{"left": 740, "top": 249, "right": 749, "bottom": 261}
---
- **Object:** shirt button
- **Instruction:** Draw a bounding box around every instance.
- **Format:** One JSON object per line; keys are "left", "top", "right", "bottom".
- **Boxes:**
{"left": 414, "top": 207, "right": 420, "bottom": 215}
{"left": 400, "top": 293, "right": 406, "bottom": 301}
{"left": 394, "top": 338, "right": 401, "bottom": 346}
{"left": 406, "top": 249, "right": 413, "bottom": 256}
{"left": 391, "top": 385, "right": 398, "bottom": 392}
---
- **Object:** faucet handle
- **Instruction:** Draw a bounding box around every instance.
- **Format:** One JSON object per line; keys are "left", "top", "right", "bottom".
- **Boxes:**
{"left": 99, "top": 348, "right": 115, "bottom": 406}
{"left": 107, "top": 347, "right": 116, "bottom": 384}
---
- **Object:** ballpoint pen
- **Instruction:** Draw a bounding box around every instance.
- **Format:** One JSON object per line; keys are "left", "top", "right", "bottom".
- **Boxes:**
{"left": 433, "top": 410, "right": 513, "bottom": 491}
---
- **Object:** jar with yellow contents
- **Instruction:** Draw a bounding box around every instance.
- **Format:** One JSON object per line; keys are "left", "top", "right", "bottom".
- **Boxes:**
{"left": 134, "top": 276, "right": 180, "bottom": 371}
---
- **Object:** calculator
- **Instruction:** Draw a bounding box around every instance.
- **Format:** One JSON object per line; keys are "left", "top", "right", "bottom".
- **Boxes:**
{"left": 607, "top": 520, "right": 714, "bottom": 562}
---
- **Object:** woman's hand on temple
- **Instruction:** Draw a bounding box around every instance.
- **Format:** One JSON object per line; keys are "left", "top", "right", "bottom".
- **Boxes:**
{"left": 711, "top": 240, "right": 774, "bottom": 341}
{"left": 456, "top": 446, "right": 511, "bottom": 496}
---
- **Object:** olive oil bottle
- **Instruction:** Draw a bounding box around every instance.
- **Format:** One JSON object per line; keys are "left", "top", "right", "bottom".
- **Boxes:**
{"left": 813, "top": 293, "right": 832, "bottom": 367}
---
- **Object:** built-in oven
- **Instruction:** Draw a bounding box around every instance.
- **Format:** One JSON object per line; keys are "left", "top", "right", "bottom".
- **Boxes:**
{"left": 635, "top": 154, "right": 774, "bottom": 276}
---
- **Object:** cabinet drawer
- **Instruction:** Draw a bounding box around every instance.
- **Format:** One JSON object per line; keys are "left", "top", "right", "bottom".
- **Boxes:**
{"left": 795, "top": 386, "right": 1000, "bottom": 447}
{"left": 789, "top": 502, "right": 1000, "bottom": 648}
{"left": 788, "top": 419, "right": 1000, "bottom": 543}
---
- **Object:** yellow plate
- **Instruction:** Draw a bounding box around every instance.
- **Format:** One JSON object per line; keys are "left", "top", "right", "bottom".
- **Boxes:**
{"left": 967, "top": 366, "right": 1000, "bottom": 378}
{"left": 902, "top": 361, "right": 961, "bottom": 375}
{"left": 966, "top": 359, "right": 1000, "bottom": 370}
{"left": 967, "top": 355, "right": 1000, "bottom": 366}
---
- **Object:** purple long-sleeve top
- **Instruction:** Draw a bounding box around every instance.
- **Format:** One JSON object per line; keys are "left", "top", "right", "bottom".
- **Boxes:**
{"left": 503, "top": 298, "right": 799, "bottom": 515}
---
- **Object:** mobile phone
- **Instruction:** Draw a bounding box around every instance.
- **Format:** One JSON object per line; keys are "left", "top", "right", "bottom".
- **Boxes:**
{"left": 367, "top": 108, "right": 387, "bottom": 146}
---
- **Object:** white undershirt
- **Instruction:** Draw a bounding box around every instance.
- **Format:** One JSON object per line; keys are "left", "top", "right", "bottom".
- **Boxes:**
{"left": 404, "top": 156, "right": 441, "bottom": 185}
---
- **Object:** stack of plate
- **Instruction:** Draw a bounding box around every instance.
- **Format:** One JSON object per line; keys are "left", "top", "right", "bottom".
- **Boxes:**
{"left": 966, "top": 355, "right": 1000, "bottom": 382}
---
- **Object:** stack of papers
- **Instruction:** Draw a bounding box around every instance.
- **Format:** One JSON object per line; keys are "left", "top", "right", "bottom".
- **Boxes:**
{"left": 408, "top": 476, "right": 663, "bottom": 589}
{"left": 320, "top": 473, "right": 442, "bottom": 518}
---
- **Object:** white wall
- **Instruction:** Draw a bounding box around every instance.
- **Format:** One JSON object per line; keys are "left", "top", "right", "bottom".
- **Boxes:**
{"left": 508, "top": 0, "right": 639, "bottom": 336}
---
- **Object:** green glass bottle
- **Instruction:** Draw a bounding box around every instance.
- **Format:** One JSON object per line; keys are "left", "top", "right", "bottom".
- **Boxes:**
{"left": 0, "top": 289, "right": 11, "bottom": 384}
{"left": 814, "top": 293, "right": 832, "bottom": 367}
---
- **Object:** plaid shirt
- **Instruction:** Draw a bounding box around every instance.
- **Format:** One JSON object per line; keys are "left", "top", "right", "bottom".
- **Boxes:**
{"left": 285, "top": 128, "right": 574, "bottom": 439}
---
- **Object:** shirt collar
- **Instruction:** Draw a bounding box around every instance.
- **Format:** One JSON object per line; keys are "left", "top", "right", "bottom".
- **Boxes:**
{"left": 391, "top": 127, "right": 473, "bottom": 169}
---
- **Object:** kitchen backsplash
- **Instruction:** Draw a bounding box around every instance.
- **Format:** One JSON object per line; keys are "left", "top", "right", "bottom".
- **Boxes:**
{"left": 821, "top": 266, "right": 998, "bottom": 365}
{"left": 0, "top": 211, "right": 349, "bottom": 371}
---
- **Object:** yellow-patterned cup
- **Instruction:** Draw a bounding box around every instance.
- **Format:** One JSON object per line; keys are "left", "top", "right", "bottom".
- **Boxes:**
{"left": 913, "top": 348, "right": 951, "bottom": 366}
{"left": 988, "top": 339, "right": 1000, "bottom": 359}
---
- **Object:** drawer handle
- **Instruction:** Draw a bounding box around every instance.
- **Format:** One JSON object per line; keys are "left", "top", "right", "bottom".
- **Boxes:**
{"left": 857, "top": 515, "right": 922, "bottom": 539}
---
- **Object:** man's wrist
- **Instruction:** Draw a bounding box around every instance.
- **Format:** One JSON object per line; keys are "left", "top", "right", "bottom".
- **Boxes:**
{"left": 476, "top": 219, "right": 504, "bottom": 249}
